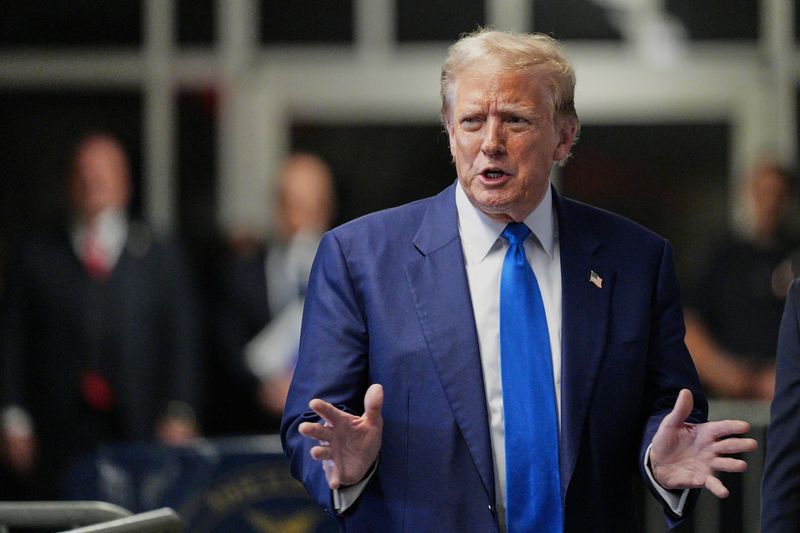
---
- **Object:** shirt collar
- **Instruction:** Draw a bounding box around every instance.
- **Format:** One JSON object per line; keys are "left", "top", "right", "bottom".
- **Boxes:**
{"left": 71, "top": 208, "right": 128, "bottom": 258}
{"left": 455, "top": 180, "right": 556, "bottom": 266}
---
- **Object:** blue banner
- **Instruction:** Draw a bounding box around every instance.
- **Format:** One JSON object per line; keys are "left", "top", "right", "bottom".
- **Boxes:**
{"left": 63, "top": 435, "right": 338, "bottom": 532}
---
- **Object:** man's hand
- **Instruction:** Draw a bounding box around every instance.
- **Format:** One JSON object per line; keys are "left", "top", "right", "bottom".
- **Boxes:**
{"left": 298, "top": 383, "right": 383, "bottom": 489}
{"left": 650, "top": 388, "right": 758, "bottom": 498}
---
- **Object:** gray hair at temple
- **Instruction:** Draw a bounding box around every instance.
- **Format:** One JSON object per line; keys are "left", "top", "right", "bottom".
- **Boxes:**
{"left": 440, "top": 28, "right": 581, "bottom": 148}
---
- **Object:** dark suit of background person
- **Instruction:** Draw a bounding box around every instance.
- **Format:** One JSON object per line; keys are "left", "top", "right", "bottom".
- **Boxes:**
{"left": 213, "top": 154, "right": 335, "bottom": 434}
{"left": 0, "top": 134, "right": 200, "bottom": 498}
{"left": 762, "top": 279, "right": 800, "bottom": 531}
{"left": 283, "top": 30, "right": 756, "bottom": 533}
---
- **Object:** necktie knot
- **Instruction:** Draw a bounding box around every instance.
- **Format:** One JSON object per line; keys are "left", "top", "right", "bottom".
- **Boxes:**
{"left": 502, "top": 223, "right": 531, "bottom": 246}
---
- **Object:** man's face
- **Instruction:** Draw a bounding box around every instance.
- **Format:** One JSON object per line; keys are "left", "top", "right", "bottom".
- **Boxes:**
{"left": 748, "top": 169, "right": 790, "bottom": 237}
{"left": 70, "top": 138, "right": 130, "bottom": 221}
{"left": 446, "top": 68, "right": 576, "bottom": 222}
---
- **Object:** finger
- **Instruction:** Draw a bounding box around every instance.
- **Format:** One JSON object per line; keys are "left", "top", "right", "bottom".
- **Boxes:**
{"left": 704, "top": 476, "right": 729, "bottom": 498}
{"left": 298, "top": 421, "right": 334, "bottom": 441}
{"left": 662, "top": 389, "right": 693, "bottom": 428}
{"left": 324, "top": 459, "right": 341, "bottom": 489}
{"left": 310, "top": 445, "right": 334, "bottom": 461}
{"left": 712, "top": 437, "right": 758, "bottom": 455}
{"left": 308, "top": 398, "right": 350, "bottom": 427}
{"left": 710, "top": 457, "right": 748, "bottom": 473}
{"left": 364, "top": 384, "right": 384, "bottom": 424}
{"left": 705, "top": 419, "right": 752, "bottom": 440}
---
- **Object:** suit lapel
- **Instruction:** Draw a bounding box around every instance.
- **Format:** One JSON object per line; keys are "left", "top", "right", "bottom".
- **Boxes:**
{"left": 556, "top": 194, "right": 615, "bottom": 500}
{"left": 404, "top": 184, "right": 496, "bottom": 505}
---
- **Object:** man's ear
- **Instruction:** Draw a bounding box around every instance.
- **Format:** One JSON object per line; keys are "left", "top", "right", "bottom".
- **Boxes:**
{"left": 445, "top": 118, "right": 458, "bottom": 161}
{"left": 553, "top": 117, "right": 578, "bottom": 163}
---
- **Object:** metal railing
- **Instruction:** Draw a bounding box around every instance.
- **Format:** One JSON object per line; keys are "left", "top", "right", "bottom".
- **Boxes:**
{"left": 60, "top": 508, "right": 182, "bottom": 533}
{"left": 0, "top": 502, "right": 181, "bottom": 533}
{"left": 0, "top": 501, "right": 131, "bottom": 532}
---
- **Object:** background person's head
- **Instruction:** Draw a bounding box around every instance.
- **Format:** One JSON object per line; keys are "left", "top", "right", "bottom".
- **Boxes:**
{"left": 275, "top": 153, "right": 336, "bottom": 239}
{"left": 744, "top": 162, "right": 792, "bottom": 241}
{"left": 69, "top": 133, "right": 131, "bottom": 224}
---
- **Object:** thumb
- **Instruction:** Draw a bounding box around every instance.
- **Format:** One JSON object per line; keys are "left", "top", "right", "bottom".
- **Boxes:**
{"left": 663, "top": 388, "right": 693, "bottom": 428}
{"left": 363, "top": 383, "right": 384, "bottom": 423}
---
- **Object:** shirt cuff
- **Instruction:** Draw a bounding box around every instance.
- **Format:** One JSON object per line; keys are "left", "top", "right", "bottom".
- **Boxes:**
{"left": 332, "top": 459, "right": 378, "bottom": 513}
{"left": 645, "top": 443, "right": 689, "bottom": 516}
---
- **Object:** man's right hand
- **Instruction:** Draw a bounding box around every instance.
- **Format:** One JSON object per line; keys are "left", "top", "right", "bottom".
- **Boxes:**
{"left": 298, "top": 383, "right": 383, "bottom": 489}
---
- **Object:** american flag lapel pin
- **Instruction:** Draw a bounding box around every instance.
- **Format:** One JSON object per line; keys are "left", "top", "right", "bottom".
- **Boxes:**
{"left": 589, "top": 270, "right": 603, "bottom": 288}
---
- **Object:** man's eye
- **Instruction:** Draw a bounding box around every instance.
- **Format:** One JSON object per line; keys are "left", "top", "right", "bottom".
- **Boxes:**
{"left": 460, "top": 117, "right": 482, "bottom": 129}
{"left": 507, "top": 116, "right": 527, "bottom": 124}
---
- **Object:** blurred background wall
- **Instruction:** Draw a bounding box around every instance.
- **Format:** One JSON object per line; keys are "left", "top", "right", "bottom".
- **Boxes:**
{"left": 0, "top": 0, "right": 797, "bottom": 291}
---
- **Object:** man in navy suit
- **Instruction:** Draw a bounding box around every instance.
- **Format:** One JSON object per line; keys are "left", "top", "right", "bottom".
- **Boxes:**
{"left": 762, "top": 278, "right": 800, "bottom": 531}
{"left": 282, "top": 30, "right": 756, "bottom": 532}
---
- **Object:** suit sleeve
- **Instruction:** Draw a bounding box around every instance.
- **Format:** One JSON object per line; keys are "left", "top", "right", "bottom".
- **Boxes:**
{"left": 761, "top": 279, "right": 800, "bottom": 532}
{"left": 280, "top": 231, "right": 370, "bottom": 517}
{"left": 639, "top": 240, "right": 708, "bottom": 528}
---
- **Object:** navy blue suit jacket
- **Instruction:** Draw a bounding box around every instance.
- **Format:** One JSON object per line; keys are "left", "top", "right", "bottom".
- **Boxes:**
{"left": 762, "top": 279, "right": 800, "bottom": 532}
{"left": 281, "top": 184, "right": 706, "bottom": 532}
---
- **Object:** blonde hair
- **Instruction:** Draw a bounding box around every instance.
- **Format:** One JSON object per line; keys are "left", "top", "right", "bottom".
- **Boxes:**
{"left": 440, "top": 28, "right": 579, "bottom": 135}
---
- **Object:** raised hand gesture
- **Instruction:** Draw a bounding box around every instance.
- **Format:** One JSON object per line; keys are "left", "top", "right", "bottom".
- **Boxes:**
{"left": 298, "top": 383, "right": 384, "bottom": 489}
{"left": 649, "top": 388, "right": 758, "bottom": 497}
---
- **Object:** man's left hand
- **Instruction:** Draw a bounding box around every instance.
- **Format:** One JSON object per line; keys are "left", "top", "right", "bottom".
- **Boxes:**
{"left": 649, "top": 388, "right": 758, "bottom": 498}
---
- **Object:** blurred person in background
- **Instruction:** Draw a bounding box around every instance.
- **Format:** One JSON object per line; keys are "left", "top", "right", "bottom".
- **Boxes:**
{"left": 684, "top": 162, "right": 796, "bottom": 400}
{"left": 212, "top": 153, "right": 335, "bottom": 434}
{"left": 0, "top": 133, "right": 201, "bottom": 498}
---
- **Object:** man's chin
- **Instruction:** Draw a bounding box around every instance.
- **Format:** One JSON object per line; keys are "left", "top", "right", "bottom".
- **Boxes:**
{"left": 473, "top": 199, "right": 516, "bottom": 222}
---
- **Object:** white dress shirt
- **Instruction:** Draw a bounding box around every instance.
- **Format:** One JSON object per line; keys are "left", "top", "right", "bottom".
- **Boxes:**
{"left": 456, "top": 181, "right": 562, "bottom": 530}
{"left": 72, "top": 208, "right": 129, "bottom": 270}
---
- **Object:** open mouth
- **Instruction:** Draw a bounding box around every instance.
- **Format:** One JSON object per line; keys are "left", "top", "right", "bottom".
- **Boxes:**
{"left": 480, "top": 168, "right": 511, "bottom": 183}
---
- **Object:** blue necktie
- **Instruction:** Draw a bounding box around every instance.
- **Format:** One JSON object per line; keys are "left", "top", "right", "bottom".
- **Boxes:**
{"left": 500, "top": 222, "right": 562, "bottom": 533}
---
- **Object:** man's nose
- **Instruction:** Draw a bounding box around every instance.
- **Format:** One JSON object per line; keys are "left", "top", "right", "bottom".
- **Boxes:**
{"left": 480, "top": 118, "right": 506, "bottom": 156}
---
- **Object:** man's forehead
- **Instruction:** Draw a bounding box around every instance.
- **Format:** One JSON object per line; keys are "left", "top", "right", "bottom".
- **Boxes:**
{"left": 454, "top": 71, "right": 548, "bottom": 106}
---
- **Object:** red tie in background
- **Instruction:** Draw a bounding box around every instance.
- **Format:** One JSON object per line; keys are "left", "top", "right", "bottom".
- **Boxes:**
{"left": 80, "top": 224, "right": 114, "bottom": 412}
{"left": 82, "top": 226, "right": 110, "bottom": 280}
{"left": 81, "top": 370, "right": 115, "bottom": 412}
